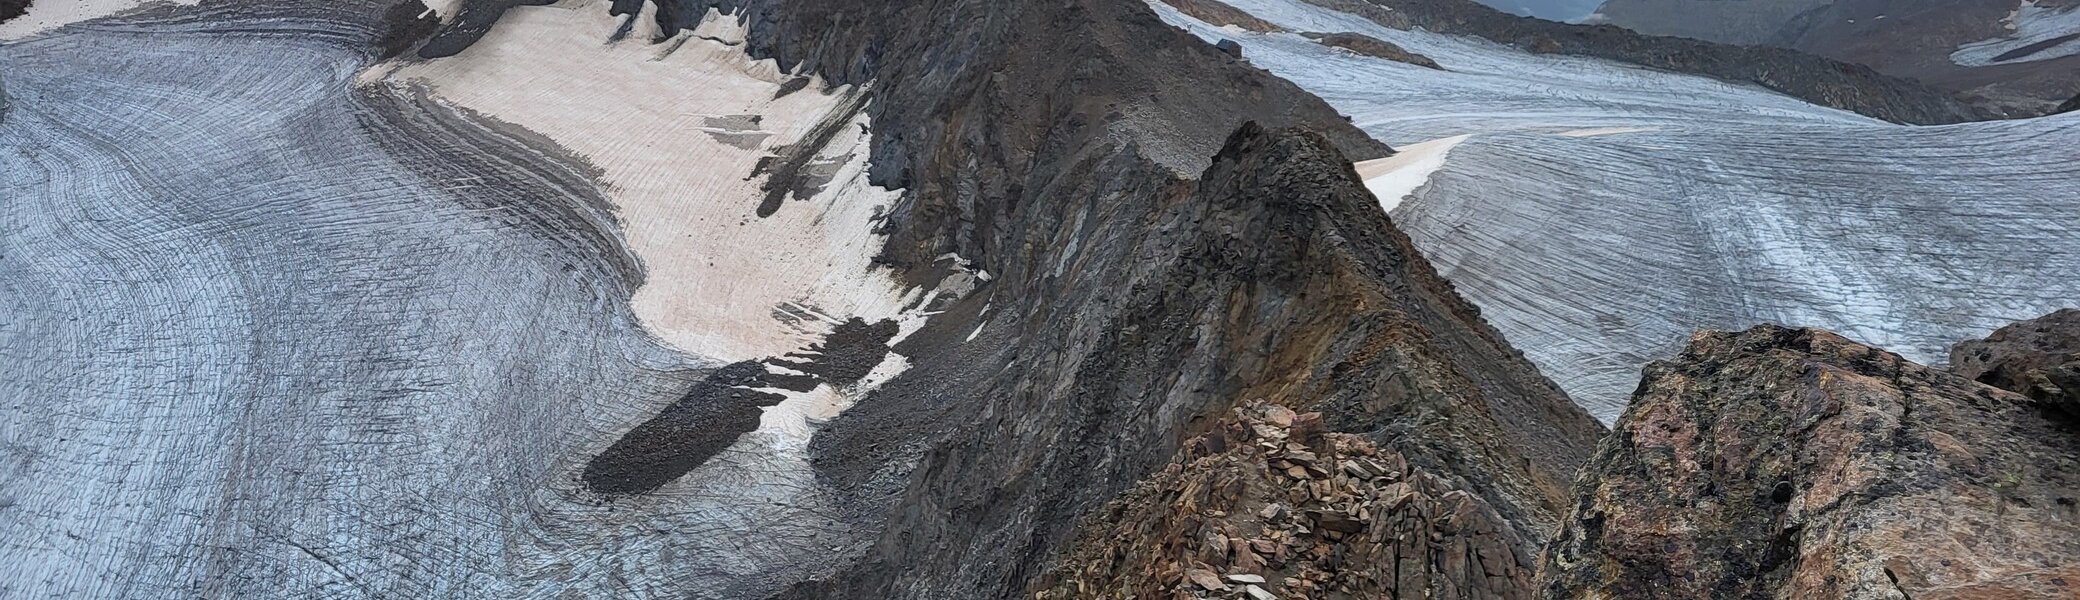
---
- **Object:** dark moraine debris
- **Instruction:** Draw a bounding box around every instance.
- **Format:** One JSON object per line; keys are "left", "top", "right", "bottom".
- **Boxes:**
{"left": 583, "top": 361, "right": 788, "bottom": 495}
{"left": 1306, "top": 31, "right": 1443, "bottom": 69}
{"left": 374, "top": 0, "right": 441, "bottom": 59}
{"left": 2058, "top": 92, "right": 2080, "bottom": 115}
{"left": 1993, "top": 31, "right": 2080, "bottom": 63}
{"left": 752, "top": 89, "right": 868, "bottom": 217}
{"left": 583, "top": 316, "right": 897, "bottom": 495}
{"left": 417, "top": 0, "right": 557, "bottom": 59}
{"left": 1952, "top": 308, "right": 2080, "bottom": 418}
{"left": 769, "top": 317, "right": 899, "bottom": 387}
{"left": 1542, "top": 325, "right": 2080, "bottom": 599}
{"left": 1, "top": 0, "right": 29, "bottom": 25}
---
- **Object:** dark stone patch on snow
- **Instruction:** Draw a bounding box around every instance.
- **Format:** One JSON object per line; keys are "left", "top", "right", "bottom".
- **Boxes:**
{"left": 583, "top": 361, "right": 788, "bottom": 495}
{"left": 584, "top": 318, "right": 896, "bottom": 495}
{"left": 1993, "top": 32, "right": 2080, "bottom": 63}
{"left": 418, "top": 0, "right": 557, "bottom": 59}
{"left": 769, "top": 317, "right": 899, "bottom": 387}
{"left": 751, "top": 89, "right": 867, "bottom": 217}
{"left": 774, "top": 76, "right": 813, "bottom": 99}
{"left": 374, "top": 0, "right": 441, "bottom": 59}
{"left": 2, "top": 0, "right": 32, "bottom": 25}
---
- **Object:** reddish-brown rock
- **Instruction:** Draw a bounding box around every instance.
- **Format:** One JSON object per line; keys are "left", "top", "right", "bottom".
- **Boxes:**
{"left": 1952, "top": 308, "right": 2080, "bottom": 418}
{"left": 1038, "top": 402, "right": 1537, "bottom": 600}
{"left": 1540, "top": 325, "right": 2080, "bottom": 599}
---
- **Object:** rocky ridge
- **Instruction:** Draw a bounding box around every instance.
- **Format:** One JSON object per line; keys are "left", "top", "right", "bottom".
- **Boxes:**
{"left": 1595, "top": 0, "right": 2080, "bottom": 116}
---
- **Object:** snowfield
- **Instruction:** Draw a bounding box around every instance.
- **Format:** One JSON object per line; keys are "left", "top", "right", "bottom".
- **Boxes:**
{"left": 1156, "top": 0, "right": 2080, "bottom": 420}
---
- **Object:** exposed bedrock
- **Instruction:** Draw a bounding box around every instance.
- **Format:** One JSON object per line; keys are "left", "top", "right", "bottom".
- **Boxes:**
{"left": 1541, "top": 325, "right": 2080, "bottom": 599}
{"left": 1952, "top": 308, "right": 2080, "bottom": 418}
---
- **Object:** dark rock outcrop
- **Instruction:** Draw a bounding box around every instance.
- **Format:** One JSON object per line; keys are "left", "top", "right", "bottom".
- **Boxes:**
{"left": 2057, "top": 92, "right": 2080, "bottom": 115}
{"left": 1300, "top": 0, "right": 1987, "bottom": 123}
{"left": 1306, "top": 31, "right": 1444, "bottom": 69}
{"left": 1542, "top": 325, "right": 2080, "bottom": 599}
{"left": 1952, "top": 308, "right": 2080, "bottom": 418}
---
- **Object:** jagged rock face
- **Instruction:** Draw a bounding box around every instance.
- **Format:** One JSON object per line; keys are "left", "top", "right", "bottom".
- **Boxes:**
{"left": 1038, "top": 402, "right": 1539, "bottom": 600}
{"left": 1952, "top": 308, "right": 2080, "bottom": 417}
{"left": 1542, "top": 325, "right": 2080, "bottom": 599}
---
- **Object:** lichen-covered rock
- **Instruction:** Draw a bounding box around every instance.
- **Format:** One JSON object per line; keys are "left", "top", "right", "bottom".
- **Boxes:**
{"left": 1541, "top": 325, "right": 2080, "bottom": 599}
{"left": 1953, "top": 308, "right": 2080, "bottom": 417}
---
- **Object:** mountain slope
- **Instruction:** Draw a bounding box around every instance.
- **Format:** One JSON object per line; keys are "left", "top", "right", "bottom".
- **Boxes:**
{"left": 1595, "top": 0, "right": 2080, "bottom": 116}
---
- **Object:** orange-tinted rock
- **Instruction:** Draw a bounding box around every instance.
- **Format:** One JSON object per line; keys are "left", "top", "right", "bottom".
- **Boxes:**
{"left": 1541, "top": 325, "right": 2080, "bottom": 599}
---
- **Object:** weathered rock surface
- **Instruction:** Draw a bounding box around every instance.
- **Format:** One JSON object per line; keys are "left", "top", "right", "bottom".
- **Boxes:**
{"left": 1542, "top": 325, "right": 2080, "bottom": 599}
{"left": 1038, "top": 402, "right": 1539, "bottom": 599}
{"left": 1952, "top": 308, "right": 2080, "bottom": 417}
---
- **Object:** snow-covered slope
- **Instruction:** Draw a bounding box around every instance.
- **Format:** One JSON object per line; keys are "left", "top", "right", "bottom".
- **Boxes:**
{"left": 1156, "top": 0, "right": 2080, "bottom": 419}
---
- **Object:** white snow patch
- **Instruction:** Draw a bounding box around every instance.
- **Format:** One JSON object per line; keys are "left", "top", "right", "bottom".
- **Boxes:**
{"left": 1952, "top": 0, "right": 2080, "bottom": 65}
{"left": 0, "top": 0, "right": 203, "bottom": 40}
{"left": 376, "top": 0, "right": 941, "bottom": 446}
{"left": 1352, "top": 134, "right": 1470, "bottom": 212}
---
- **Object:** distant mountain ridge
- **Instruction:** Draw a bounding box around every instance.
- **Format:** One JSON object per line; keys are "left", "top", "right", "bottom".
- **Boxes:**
{"left": 1593, "top": 0, "right": 2080, "bottom": 116}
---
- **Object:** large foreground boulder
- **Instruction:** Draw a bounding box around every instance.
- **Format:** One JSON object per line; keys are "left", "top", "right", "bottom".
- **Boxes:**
{"left": 1952, "top": 308, "right": 2080, "bottom": 418}
{"left": 1541, "top": 325, "right": 2080, "bottom": 599}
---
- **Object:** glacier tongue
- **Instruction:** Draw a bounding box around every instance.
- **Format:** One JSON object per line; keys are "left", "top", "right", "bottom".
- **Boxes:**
{"left": 1156, "top": 0, "right": 2080, "bottom": 420}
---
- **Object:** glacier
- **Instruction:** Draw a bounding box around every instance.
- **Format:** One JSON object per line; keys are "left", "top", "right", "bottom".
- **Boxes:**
{"left": 1155, "top": 0, "right": 2080, "bottom": 419}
